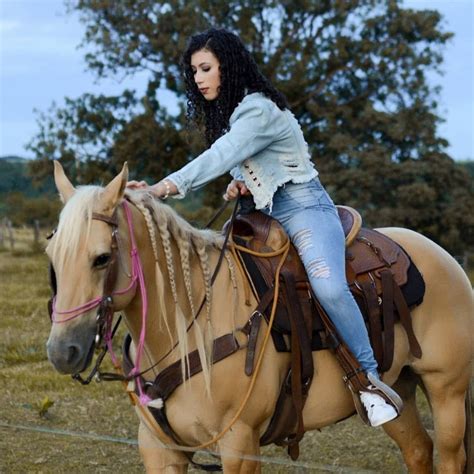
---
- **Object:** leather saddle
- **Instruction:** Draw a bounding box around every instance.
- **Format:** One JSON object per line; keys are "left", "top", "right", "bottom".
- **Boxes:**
{"left": 230, "top": 205, "right": 425, "bottom": 373}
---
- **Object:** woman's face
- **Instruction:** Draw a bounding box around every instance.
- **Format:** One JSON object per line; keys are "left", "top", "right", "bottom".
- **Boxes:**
{"left": 191, "top": 49, "right": 221, "bottom": 101}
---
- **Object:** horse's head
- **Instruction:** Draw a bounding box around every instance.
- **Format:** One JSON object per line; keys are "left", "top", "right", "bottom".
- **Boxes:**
{"left": 46, "top": 161, "right": 133, "bottom": 374}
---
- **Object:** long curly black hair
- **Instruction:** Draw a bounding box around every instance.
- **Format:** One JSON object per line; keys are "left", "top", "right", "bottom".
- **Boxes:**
{"left": 181, "top": 28, "right": 288, "bottom": 146}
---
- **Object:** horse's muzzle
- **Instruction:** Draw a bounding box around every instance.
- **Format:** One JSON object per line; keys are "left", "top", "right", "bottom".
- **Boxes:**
{"left": 46, "top": 331, "right": 95, "bottom": 374}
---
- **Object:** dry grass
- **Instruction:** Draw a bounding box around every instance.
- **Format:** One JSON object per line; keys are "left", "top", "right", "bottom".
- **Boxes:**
{"left": 0, "top": 232, "right": 468, "bottom": 473}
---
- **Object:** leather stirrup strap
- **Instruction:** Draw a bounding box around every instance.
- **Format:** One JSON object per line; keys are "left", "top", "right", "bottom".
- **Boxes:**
{"left": 281, "top": 272, "right": 314, "bottom": 384}
{"left": 242, "top": 287, "right": 274, "bottom": 376}
{"left": 380, "top": 270, "right": 395, "bottom": 372}
{"left": 392, "top": 282, "right": 422, "bottom": 358}
{"left": 359, "top": 278, "right": 383, "bottom": 369}
{"left": 311, "top": 294, "right": 372, "bottom": 424}
{"left": 280, "top": 271, "right": 314, "bottom": 460}
{"left": 288, "top": 316, "right": 303, "bottom": 461}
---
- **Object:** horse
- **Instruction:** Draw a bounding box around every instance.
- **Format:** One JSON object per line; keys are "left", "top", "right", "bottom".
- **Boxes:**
{"left": 46, "top": 161, "right": 473, "bottom": 473}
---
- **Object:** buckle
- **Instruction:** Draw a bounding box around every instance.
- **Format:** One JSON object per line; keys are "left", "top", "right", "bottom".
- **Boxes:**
{"left": 238, "top": 310, "right": 262, "bottom": 337}
{"left": 342, "top": 367, "right": 364, "bottom": 384}
{"left": 250, "top": 310, "right": 263, "bottom": 322}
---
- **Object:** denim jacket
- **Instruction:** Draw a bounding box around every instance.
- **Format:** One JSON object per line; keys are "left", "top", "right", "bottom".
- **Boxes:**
{"left": 166, "top": 92, "right": 318, "bottom": 210}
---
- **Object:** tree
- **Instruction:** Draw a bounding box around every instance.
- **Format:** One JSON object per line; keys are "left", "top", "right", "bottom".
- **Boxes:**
{"left": 458, "top": 160, "right": 474, "bottom": 178}
{"left": 27, "top": 0, "right": 474, "bottom": 253}
{"left": 2, "top": 192, "right": 61, "bottom": 227}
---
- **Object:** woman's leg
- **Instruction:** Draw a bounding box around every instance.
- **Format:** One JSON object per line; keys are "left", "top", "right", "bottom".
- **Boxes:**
{"left": 268, "top": 180, "right": 378, "bottom": 375}
{"left": 266, "top": 179, "right": 400, "bottom": 426}
{"left": 281, "top": 205, "right": 379, "bottom": 375}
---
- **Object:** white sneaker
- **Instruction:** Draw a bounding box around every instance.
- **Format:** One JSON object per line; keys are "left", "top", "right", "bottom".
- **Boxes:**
{"left": 360, "top": 389, "right": 398, "bottom": 427}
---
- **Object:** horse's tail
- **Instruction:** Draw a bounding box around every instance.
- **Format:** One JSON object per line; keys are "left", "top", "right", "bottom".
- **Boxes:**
{"left": 464, "top": 382, "right": 473, "bottom": 474}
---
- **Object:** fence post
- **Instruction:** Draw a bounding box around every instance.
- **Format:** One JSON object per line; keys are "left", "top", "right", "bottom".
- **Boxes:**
{"left": 6, "top": 218, "right": 14, "bottom": 250}
{"left": 33, "top": 220, "right": 40, "bottom": 246}
{"left": 0, "top": 218, "right": 4, "bottom": 248}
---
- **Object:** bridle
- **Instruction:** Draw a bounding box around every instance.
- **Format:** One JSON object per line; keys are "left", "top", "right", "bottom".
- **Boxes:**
{"left": 47, "top": 196, "right": 239, "bottom": 402}
{"left": 47, "top": 196, "right": 237, "bottom": 390}
{"left": 47, "top": 200, "right": 150, "bottom": 398}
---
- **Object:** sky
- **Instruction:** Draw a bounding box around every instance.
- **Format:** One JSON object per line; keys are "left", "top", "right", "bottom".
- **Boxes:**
{"left": 0, "top": 0, "right": 473, "bottom": 161}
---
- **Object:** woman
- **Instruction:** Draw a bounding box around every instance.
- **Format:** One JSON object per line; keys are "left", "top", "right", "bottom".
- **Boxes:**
{"left": 127, "top": 28, "right": 400, "bottom": 427}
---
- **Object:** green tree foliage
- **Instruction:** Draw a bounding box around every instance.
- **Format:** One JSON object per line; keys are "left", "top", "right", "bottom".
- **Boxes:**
{"left": 1, "top": 192, "right": 61, "bottom": 227}
{"left": 0, "top": 157, "right": 60, "bottom": 227}
{"left": 27, "top": 0, "right": 474, "bottom": 253}
{"left": 0, "top": 157, "right": 55, "bottom": 197}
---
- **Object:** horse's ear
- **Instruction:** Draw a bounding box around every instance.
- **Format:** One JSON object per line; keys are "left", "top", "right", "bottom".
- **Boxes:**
{"left": 54, "top": 161, "right": 75, "bottom": 203}
{"left": 102, "top": 162, "right": 129, "bottom": 211}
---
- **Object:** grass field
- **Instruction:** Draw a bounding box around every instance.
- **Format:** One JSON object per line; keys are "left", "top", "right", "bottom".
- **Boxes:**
{"left": 0, "top": 229, "right": 470, "bottom": 473}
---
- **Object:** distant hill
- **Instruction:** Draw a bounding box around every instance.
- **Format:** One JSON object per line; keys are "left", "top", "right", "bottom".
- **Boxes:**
{"left": 0, "top": 155, "right": 30, "bottom": 164}
{"left": 0, "top": 155, "right": 55, "bottom": 197}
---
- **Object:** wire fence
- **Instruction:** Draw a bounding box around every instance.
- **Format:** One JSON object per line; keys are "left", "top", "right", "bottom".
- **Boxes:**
{"left": 0, "top": 421, "right": 378, "bottom": 473}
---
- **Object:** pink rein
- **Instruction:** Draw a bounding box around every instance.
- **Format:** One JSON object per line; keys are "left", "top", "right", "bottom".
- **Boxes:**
{"left": 51, "top": 200, "right": 151, "bottom": 404}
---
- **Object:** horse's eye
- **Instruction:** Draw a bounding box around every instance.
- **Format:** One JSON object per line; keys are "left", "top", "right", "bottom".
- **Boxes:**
{"left": 93, "top": 254, "right": 111, "bottom": 268}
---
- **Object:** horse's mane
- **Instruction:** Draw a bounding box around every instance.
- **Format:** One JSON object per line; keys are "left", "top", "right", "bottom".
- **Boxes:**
{"left": 128, "top": 192, "right": 237, "bottom": 394}
{"left": 52, "top": 186, "right": 224, "bottom": 260}
{"left": 51, "top": 186, "right": 237, "bottom": 394}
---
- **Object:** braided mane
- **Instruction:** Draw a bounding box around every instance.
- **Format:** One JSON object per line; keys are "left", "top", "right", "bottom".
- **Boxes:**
{"left": 127, "top": 191, "right": 237, "bottom": 393}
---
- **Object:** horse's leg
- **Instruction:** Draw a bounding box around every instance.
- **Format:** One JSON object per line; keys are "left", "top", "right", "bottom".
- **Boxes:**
{"left": 422, "top": 371, "right": 469, "bottom": 473}
{"left": 138, "top": 422, "right": 189, "bottom": 473}
{"left": 382, "top": 368, "right": 433, "bottom": 473}
{"left": 218, "top": 421, "right": 261, "bottom": 473}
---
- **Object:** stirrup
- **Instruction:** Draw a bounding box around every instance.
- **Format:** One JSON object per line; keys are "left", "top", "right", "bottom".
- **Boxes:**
{"left": 363, "top": 372, "right": 404, "bottom": 415}
{"left": 348, "top": 372, "right": 403, "bottom": 425}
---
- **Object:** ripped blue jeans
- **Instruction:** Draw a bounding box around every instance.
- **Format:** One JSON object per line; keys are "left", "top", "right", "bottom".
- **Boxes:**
{"left": 261, "top": 178, "right": 379, "bottom": 376}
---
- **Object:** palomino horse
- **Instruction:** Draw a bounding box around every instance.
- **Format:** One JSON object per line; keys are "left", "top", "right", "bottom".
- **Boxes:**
{"left": 46, "top": 162, "right": 473, "bottom": 473}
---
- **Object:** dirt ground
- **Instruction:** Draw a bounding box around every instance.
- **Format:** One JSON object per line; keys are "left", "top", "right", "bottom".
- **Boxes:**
{"left": 0, "top": 246, "right": 456, "bottom": 473}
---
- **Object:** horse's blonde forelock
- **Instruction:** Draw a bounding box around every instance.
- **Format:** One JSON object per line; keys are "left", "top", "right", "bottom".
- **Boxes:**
{"left": 52, "top": 186, "right": 103, "bottom": 273}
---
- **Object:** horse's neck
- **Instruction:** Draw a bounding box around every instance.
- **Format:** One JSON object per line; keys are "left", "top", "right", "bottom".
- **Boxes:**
{"left": 125, "top": 211, "right": 235, "bottom": 371}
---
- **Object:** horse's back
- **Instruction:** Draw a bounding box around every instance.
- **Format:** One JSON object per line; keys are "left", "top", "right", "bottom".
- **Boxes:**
{"left": 306, "top": 226, "right": 472, "bottom": 425}
{"left": 377, "top": 226, "right": 473, "bottom": 376}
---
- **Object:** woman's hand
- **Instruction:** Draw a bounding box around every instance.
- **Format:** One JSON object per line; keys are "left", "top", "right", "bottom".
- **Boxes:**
{"left": 127, "top": 179, "right": 177, "bottom": 199}
{"left": 126, "top": 180, "right": 148, "bottom": 190}
{"left": 223, "top": 180, "right": 250, "bottom": 201}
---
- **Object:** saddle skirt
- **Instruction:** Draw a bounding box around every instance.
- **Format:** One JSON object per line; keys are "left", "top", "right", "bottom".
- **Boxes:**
{"left": 231, "top": 206, "right": 425, "bottom": 374}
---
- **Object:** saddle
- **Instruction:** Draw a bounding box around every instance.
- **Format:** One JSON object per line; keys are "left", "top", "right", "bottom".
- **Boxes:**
{"left": 231, "top": 205, "right": 425, "bottom": 456}
{"left": 232, "top": 206, "right": 424, "bottom": 362}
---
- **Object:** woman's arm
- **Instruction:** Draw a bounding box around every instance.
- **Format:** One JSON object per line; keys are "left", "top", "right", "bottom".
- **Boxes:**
{"left": 127, "top": 96, "right": 283, "bottom": 199}
{"left": 162, "top": 97, "right": 279, "bottom": 198}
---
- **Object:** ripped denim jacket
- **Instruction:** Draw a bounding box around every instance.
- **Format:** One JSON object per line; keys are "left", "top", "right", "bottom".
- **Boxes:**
{"left": 167, "top": 92, "right": 318, "bottom": 210}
